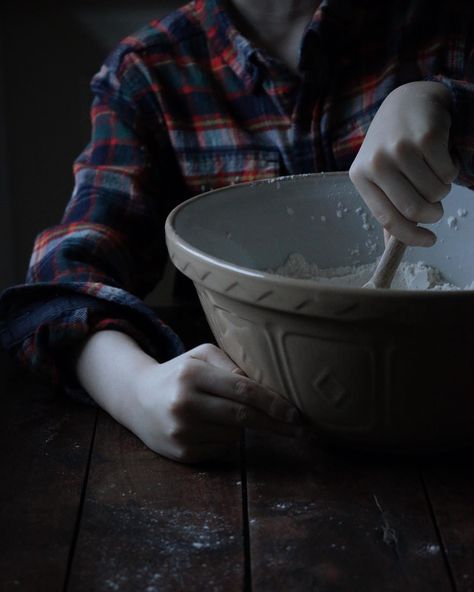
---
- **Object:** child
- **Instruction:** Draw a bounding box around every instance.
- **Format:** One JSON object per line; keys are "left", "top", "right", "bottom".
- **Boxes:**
{"left": 1, "top": 0, "right": 472, "bottom": 462}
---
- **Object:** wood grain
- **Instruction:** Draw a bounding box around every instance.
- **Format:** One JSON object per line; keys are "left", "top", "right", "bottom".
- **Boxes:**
{"left": 0, "top": 352, "right": 97, "bottom": 592}
{"left": 421, "top": 454, "right": 474, "bottom": 592}
{"left": 245, "top": 430, "right": 454, "bottom": 592}
{"left": 364, "top": 236, "right": 407, "bottom": 289}
{"left": 4, "top": 305, "right": 472, "bottom": 592}
{"left": 67, "top": 411, "right": 244, "bottom": 592}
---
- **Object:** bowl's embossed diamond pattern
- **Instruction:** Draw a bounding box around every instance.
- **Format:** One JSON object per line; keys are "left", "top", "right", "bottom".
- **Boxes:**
{"left": 312, "top": 369, "right": 348, "bottom": 408}
{"left": 167, "top": 173, "right": 474, "bottom": 451}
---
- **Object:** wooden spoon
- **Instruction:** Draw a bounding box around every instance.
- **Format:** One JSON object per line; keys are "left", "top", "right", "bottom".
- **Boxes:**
{"left": 364, "top": 235, "right": 407, "bottom": 289}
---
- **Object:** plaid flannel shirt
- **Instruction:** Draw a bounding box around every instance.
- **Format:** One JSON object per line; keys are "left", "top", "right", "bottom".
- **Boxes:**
{"left": 1, "top": 0, "right": 473, "bottom": 401}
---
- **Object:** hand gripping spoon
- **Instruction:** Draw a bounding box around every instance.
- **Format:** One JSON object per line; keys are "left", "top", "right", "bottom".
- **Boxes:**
{"left": 364, "top": 235, "right": 407, "bottom": 289}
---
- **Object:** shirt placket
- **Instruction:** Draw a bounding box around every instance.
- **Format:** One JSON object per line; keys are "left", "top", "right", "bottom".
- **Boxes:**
{"left": 257, "top": 58, "right": 300, "bottom": 175}
{"left": 290, "top": 27, "right": 329, "bottom": 174}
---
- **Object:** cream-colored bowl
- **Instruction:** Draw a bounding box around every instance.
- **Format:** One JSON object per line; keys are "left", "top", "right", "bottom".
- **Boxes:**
{"left": 165, "top": 173, "right": 474, "bottom": 453}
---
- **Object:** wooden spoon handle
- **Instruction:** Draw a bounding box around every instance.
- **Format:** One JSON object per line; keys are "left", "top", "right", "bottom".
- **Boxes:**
{"left": 365, "top": 236, "right": 407, "bottom": 289}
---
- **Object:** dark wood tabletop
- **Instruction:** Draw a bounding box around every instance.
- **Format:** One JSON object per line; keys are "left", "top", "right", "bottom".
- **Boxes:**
{"left": 1, "top": 306, "right": 474, "bottom": 592}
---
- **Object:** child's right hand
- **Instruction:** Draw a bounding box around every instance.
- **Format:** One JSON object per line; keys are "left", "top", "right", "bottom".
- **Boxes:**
{"left": 349, "top": 81, "right": 459, "bottom": 246}
{"left": 76, "top": 331, "right": 302, "bottom": 463}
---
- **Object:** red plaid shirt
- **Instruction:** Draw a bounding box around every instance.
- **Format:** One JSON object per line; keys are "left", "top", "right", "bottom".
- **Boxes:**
{"left": 1, "top": 0, "right": 473, "bottom": 401}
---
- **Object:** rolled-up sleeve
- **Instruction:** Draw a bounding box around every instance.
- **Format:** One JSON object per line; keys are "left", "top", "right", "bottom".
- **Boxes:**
{"left": 0, "top": 45, "right": 186, "bottom": 402}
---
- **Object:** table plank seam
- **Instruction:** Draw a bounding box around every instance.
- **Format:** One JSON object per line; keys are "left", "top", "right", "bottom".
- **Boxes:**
{"left": 241, "top": 433, "right": 252, "bottom": 592}
{"left": 419, "top": 466, "right": 458, "bottom": 592}
{"left": 62, "top": 408, "right": 99, "bottom": 592}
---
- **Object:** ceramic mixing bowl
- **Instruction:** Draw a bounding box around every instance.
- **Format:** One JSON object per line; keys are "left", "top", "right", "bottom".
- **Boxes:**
{"left": 165, "top": 173, "right": 474, "bottom": 453}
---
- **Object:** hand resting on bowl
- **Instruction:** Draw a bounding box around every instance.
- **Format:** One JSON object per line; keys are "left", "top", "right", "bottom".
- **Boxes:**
{"left": 75, "top": 330, "right": 302, "bottom": 463}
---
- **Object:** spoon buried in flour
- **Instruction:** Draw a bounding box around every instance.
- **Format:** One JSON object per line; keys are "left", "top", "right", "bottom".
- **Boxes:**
{"left": 364, "top": 235, "right": 407, "bottom": 289}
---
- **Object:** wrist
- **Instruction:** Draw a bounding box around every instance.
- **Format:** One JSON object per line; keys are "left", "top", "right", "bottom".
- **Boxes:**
{"left": 76, "top": 330, "right": 158, "bottom": 418}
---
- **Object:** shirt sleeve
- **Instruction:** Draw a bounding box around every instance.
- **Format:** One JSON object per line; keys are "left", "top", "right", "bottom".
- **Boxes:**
{"left": 0, "top": 45, "right": 186, "bottom": 403}
{"left": 432, "top": 17, "right": 474, "bottom": 188}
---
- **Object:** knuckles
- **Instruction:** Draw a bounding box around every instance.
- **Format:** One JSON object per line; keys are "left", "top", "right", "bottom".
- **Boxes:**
{"left": 171, "top": 445, "right": 195, "bottom": 463}
{"left": 349, "top": 160, "right": 371, "bottom": 184}
{"left": 234, "top": 378, "right": 253, "bottom": 402}
{"left": 388, "top": 138, "right": 412, "bottom": 160}
{"left": 416, "top": 129, "right": 438, "bottom": 153}
{"left": 174, "top": 356, "right": 203, "bottom": 393}
{"left": 402, "top": 203, "right": 422, "bottom": 222}
{"left": 191, "top": 343, "right": 221, "bottom": 358}
{"left": 365, "top": 149, "right": 389, "bottom": 173}
{"left": 167, "top": 424, "right": 188, "bottom": 444}
{"left": 348, "top": 162, "right": 362, "bottom": 184}
{"left": 374, "top": 210, "right": 394, "bottom": 232}
{"left": 235, "top": 404, "right": 252, "bottom": 426}
{"left": 402, "top": 202, "right": 443, "bottom": 224}
{"left": 169, "top": 362, "right": 198, "bottom": 419}
{"left": 268, "top": 398, "right": 283, "bottom": 421}
{"left": 168, "top": 389, "right": 192, "bottom": 421}
{"left": 349, "top": 149, "right": 390, "bottom": 180}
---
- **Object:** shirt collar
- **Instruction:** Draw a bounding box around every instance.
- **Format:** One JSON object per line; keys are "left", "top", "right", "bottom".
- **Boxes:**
{"left": 299, "top": 0, "right": 369, "bottom": 70}
{"left": 194, "top": 0, "right": 261, "bottom": 92}
{"left": 194, "top": 0, "right": 368, "bottom": 86}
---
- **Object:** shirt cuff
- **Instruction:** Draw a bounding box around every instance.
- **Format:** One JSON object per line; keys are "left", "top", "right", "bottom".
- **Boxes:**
{"left": 0, "top": 285, "right": 185, "bottom": 405}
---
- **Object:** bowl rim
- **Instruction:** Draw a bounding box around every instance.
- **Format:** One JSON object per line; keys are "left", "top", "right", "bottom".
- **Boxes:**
{"left": 165, "top": 172, "right": 474, "bottom": 301}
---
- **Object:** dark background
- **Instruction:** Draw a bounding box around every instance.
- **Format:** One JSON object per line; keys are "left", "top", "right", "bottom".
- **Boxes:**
{"left": 0, "top": 0, "right": 183, "bottom": 304}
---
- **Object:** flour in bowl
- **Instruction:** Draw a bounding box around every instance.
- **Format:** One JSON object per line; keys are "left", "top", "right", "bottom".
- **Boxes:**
{"left": 271, "top": 253, "right": 469, "bottom": 290}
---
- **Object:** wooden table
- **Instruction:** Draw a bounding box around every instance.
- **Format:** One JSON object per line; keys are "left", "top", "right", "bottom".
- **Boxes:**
{"left": 1, "top": 306, "right": 474, "bottom": 592}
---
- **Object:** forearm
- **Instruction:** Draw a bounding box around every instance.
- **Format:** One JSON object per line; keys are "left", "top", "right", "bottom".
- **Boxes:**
{"left": 75, "top": 330, "right": 157, "bottom": 426}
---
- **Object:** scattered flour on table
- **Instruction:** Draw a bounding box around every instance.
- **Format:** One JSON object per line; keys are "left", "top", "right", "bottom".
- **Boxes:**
{"left": 271, "top": 253, "right": 474, "bottom": 290}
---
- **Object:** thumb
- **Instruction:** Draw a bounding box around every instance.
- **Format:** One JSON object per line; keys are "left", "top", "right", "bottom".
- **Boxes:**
{"left": 188, "top": 343, "right": 245, "bottom": 375}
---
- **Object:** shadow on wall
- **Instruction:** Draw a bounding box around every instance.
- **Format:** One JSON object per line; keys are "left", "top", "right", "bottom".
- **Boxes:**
{"left": 1, "top": 0, "right": 182, "bottom": 302}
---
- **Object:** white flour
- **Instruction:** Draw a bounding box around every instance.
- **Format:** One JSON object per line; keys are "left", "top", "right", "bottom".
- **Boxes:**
{"left": 272, "top": 252, "right": 471, "bottom": 290}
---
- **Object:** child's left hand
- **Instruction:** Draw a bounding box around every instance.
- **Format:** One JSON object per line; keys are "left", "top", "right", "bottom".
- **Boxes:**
{"left": 349, "top": 81, "right": 460, "bottom": 246}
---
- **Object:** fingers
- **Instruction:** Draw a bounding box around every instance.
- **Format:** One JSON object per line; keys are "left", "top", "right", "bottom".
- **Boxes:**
{"left": 168, "top": 421, "right": 242, "bottom": 445}
{"left": 168, "top": 440, "right": 240, "bottom": 464}
{"left": 163, "top": 417, "right": 242, "bottom": 464}
{"left": 423, "top": 141, "right": 460, "bottom": 185}
{"left": 191, "top": 391, "right": 301, "bottom": 438}
{"left": 200, "top": 422, "right": 242, "bottom": 442}
{"left": 395, "top": 147, "right": 451, "bottom": 203}
{"left": 413, "top": 106, "right": 459, "bottom": 184}
{"left": 348, "top": 81, "right": 460, "bottom": 245}
{"left": 376, "top": 167, "right": 443, "bottom": 224}
{"left": 187, "top": 356, "right": 301, "bottom": 424}
{"left": 350, "top": 172, "right": 437, "bottom": 246}
{"left": 161, "top": 346, "right": 303, "bottom": 464}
